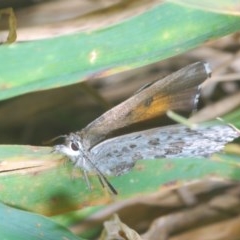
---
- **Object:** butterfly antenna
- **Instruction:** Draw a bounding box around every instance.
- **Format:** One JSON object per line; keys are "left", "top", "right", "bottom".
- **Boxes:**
{"left": 43, "top": 135, "right": 67, "bottom": 145}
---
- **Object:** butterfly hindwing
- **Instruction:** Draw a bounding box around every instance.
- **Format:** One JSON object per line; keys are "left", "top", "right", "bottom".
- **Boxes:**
{"left": 90, "top": 124, "right": 239, "bottom": 176}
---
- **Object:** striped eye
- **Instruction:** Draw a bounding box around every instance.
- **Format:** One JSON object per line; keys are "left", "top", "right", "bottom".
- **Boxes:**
{"left": 71, "top": 142, "right": 79, "bottom": 151}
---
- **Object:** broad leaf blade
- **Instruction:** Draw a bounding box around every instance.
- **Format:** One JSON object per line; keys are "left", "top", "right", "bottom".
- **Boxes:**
{"left": 0, "top": 126, "right": 239, "bottom": 215}
{"left": 0, "top": 202, "right": 83, "bottom": 240}
{"left": 0, "top": 2, "right": 240, "bottom": 100}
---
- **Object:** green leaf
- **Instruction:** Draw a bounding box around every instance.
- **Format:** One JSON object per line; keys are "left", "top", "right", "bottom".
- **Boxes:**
{"left": 0, "top": 202, "right": 84, "bottom": 240}
{"left": 0, "top": 2, "right": 240, "bottom": 100}
{"left": 0, "top": 111, "right": 240, "bottom": 215}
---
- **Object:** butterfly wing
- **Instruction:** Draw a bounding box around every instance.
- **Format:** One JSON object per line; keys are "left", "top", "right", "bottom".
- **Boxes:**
{"left": 90, "top": 124, "right": 239, "bottom": 176}
{"left": 81, "top": 62, "right": 211, "bottom": 149}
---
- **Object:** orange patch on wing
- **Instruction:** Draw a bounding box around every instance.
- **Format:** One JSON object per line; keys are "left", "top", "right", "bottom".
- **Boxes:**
{"left": 129, "top": 94, "right": 170, "bottom": 122}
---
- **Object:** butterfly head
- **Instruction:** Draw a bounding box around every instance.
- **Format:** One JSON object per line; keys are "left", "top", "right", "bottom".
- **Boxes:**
{"left": 53, "top": 133, "right": 85, "bottom": 164}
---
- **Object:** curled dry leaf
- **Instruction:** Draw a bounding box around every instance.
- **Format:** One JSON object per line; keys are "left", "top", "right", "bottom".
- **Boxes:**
{"left": 100, "top": 214, "right": 142, "bottom": 240}
{"left": 71, "top": 180, "right": 240, "bottom": 239}
{"left": 0, "top": 8, "right": 17, "bottom": 43}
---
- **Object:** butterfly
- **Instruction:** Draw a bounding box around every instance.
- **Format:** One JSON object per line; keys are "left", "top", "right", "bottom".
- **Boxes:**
{"left": 53, "top": 62, "right": 239, "bottom": 194}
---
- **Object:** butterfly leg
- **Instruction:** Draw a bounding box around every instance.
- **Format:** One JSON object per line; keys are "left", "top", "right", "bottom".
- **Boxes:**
{"left": 97, "top": 174, "right": 118, "bottom": 195}
{"left": 82, "top": 170, "right": 92, "bottom": 190}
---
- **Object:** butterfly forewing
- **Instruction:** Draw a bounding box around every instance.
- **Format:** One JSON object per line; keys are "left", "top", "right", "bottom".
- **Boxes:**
{"left": 80, "top": 62, "right": 211, "bottom": 149}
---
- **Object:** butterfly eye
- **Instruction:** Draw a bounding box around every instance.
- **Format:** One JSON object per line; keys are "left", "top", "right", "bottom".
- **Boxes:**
{"left": 70, "top": 142, "right": 79, "bottom": 151}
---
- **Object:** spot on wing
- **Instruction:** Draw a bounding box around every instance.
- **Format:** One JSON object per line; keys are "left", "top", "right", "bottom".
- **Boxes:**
{"left": 148, "top": 138, "right": 160, "bottom": 146}
{"left": 144, "top": 96, "right": 153, "bottom": 107}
